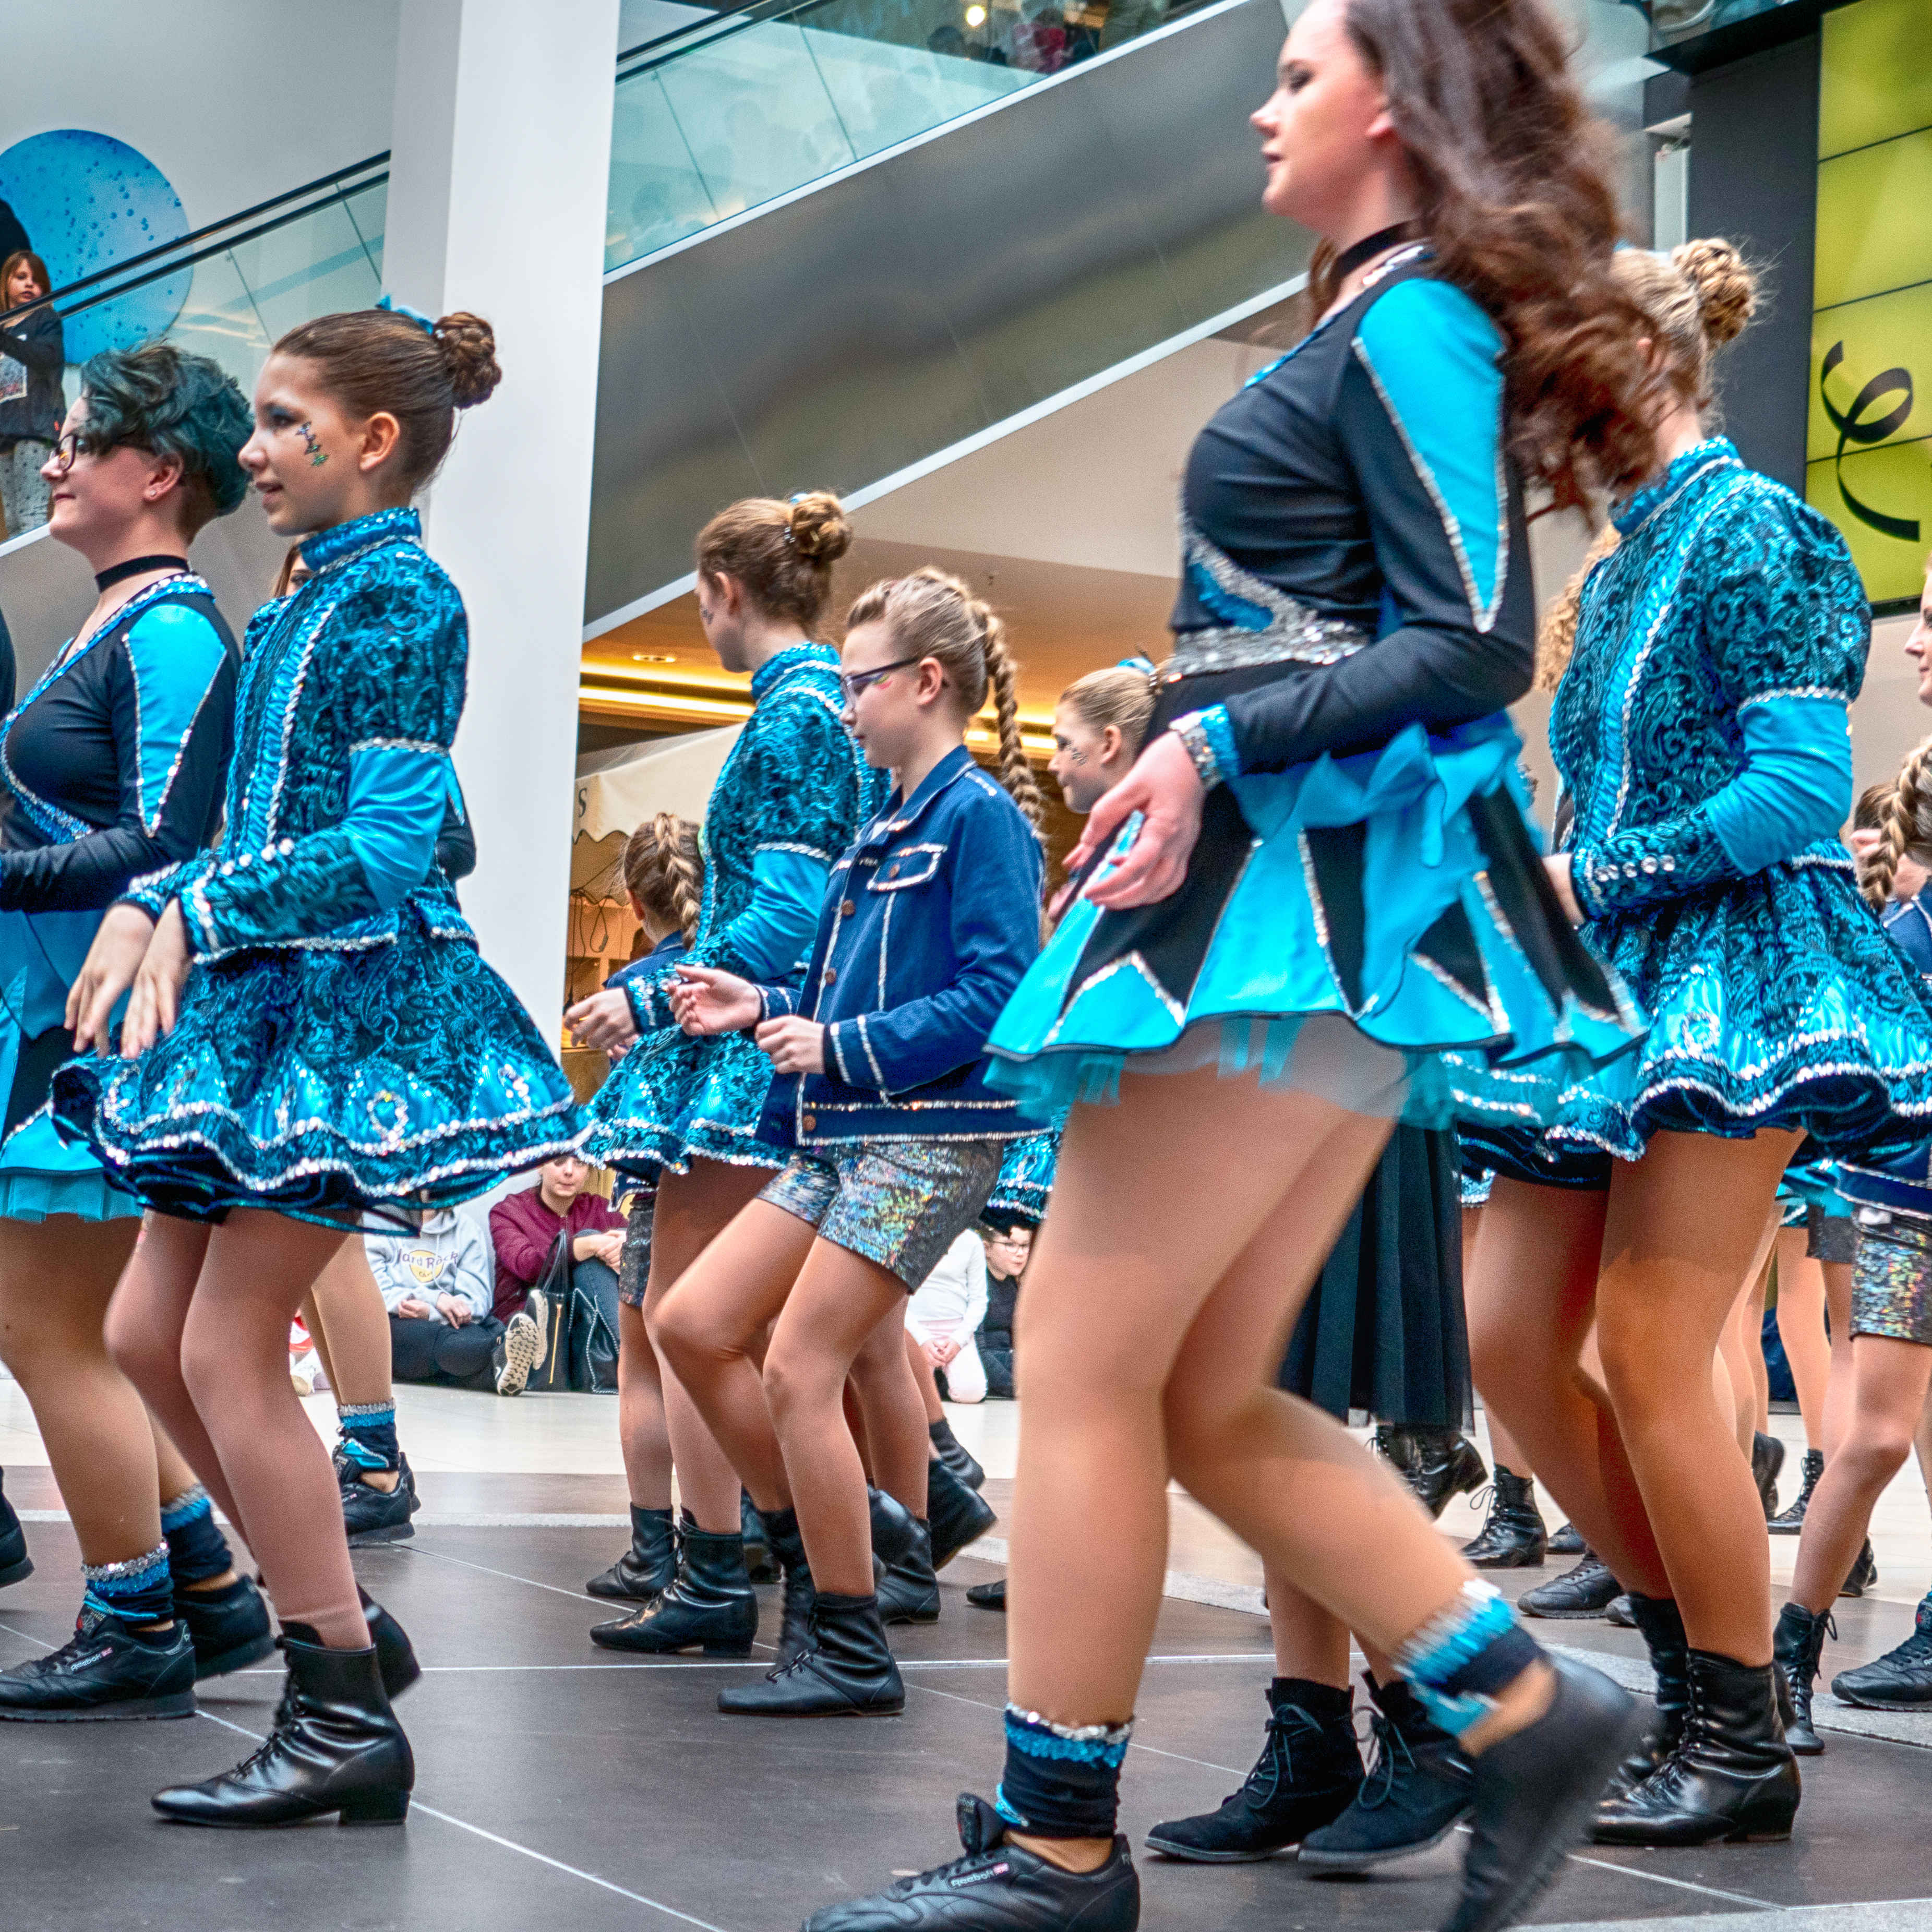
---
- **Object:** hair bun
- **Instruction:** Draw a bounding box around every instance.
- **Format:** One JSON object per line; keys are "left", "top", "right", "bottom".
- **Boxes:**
{"left": 433, "top": 311, "right": 501, "bottom": 409}
{"left": 786, "top": 490, "right": 852, "bottom": 565}
{"left": 1670, "top": 238, "right": 1757, "bottom": 348}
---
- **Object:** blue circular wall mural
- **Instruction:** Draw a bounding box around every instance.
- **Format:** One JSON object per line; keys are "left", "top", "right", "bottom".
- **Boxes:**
{"left": 0, "top": 130, "right": 189, "bottom": 363}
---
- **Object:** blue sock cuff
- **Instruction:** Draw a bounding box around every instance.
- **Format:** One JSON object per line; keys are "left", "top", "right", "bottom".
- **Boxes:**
{"left": 159, "top": 1484, "right": 212, "bottom": 1533}
{"left": 1003, "top": 1704, "right": 1133, "bottom": 1769}
{"left": 82, "top": 1543, "right": 172, "bottom": 1620}
{"left": 1396, "top": 1581, "right": 1542, "bottom": 1737}
{"left": 338, "top": 1401, "right": 397, "bottom": 1423}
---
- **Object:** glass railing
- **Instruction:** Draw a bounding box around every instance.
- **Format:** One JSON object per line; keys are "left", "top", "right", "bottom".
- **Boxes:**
{"left": 607, "top": 0, "right": 1207, "bottom": 272}
{"left": 0, "top": 157, "right": 387, "bottom": 543}
{"left": 1621, "top": 0, "right": 1817, "bottom": 56}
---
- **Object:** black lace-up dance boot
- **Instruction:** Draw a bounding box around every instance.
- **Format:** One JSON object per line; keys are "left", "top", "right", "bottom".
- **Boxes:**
{"left": 153, "top": 1627, "right": 412, "bottom": 1826}
{"left": 0, "top": 1468, "right": 31, "bottom": 1588}
{"left": 802, "top": 1792, "right": 1139, "bottom": 1932}
{"left": 1374, "top": 1424, "right": 1487, "bottom": 1519}
{"left": 1751, "top": 1432, "right": 1785, "bottom": 1520}
{"left": 1768, "top": 1449, "right": 1822, "bottom": 1534}
{"left": 1772, "top": 1602, "right": 1831, "bottom": 1756}
{"left": 716, "top": 1591, "right": 904, "bottom": 1717}
{"left": 1145, "top": 1677, "right": 1361, "bottom": 1861}
{"left": 269, "top": 1588, "right": 421, "bottom": 1732}
{"left": 924, "top": 1460, "right": 997, "bottom": 1569}
{"left": 1592, "top": 1650, "right": 1799, "bottom": 1846}
{"left": 1519, "top": 1550, "right": 1621, "bottom": 1619}
{"left": 1840, "top": 1536, "right": 1877, "bottom": 1598}
{"left": 875, "top": 1517, "right": 942, "bottom": 1626}
{"left": 929, "top": 1417, "right": 985, "bottom": 1490}
{"left": 869, "top": 1485, "right": 922, "bottom": 1568}
{"left": 758, "top": 1505, "right": 819, "bottom": 1664}
{"left": 589, "top": 1515, "right": 756, "bottom": 1655}
{"left": 1597, "top": 1594, "right": 1689, "bottom": 1811}
{"left": 1460, "top": 1470, "right": 1548, "bottom": 1568}
{"left": 1832, "top": 1590, "right": 1932, "bottom": 1709}
{"left": 587, "top": 1506, "right": 677, "bottom": 1602}
{"left": 1300, "top": 1675, "right": 1473, "bottom": 1870}
{"left": 742, "top": 1490, "right": 780, "bottom": 1584}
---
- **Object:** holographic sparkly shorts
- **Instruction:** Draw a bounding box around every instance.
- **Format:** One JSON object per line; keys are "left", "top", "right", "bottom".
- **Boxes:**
{"left": 760, "top": 1138, "right": 1006, "bottom": 1291}
{"left": 1851, "top": 1211, "right": 1932, "bottom": 1347}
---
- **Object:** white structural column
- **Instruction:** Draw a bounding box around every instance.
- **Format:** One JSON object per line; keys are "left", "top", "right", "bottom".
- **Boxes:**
{"left": 380, "top": 0, "right": 619, "bottom": 1038}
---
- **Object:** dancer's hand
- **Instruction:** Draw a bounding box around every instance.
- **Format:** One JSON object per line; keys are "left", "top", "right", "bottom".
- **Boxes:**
{"left": 66, "top": 903, "right": 158, "bottom": 1053}
{"left": 566, "top": 987, "right": 638, "bottom": 1052}
{"left": 755, "top": 1016, "right": 826, "bottom": 1074}
{"left": 119, "top": 903, "right": 191, "bottom": 1057}
{"left": 671, "top": 965, "right": 761, "bottom": 1036}
{"left": 1067, "top": 731, "right": 1203, "bottom": 910}
{"left": 1544, "top": 854, "right": 1583, "bottom": 925}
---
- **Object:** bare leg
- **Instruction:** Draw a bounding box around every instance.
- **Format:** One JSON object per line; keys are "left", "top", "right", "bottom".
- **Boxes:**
{"left": 1486, "top": 1412, "right": 1534, "bottom": 1480}
{"left": 617, "top": 1301, "right": 673, "bottom": 1509}
{"left": 1773, "top": 1230, "right": 1831, "bottom": 1453}
{"left": 1791, "top": 1335, "right": 1932, "bottom": 1613}
{"left": 307, "top": 1239, "right": 400, "bottom": 1493}
{"left": 150, "top": 1413, "right": 241, "bottom": 1591}
{"left": 850, "top": 1306, "right": 930, "bottom": 1518}
{"left": 0, "top": 1218, "right": 155, "bottom": 1570}
{"left": 907, "top": 1328, "right": 946, "bottom": 1426}
{"left": 1594, "top": 1130, "right": 1799, "bottom": 1664}
{"left": 1262, "top": 1566, "right": 1351, "bottom": 1689}
{"left": 1821, "top": 1261, "right": 1855, "bottom": 1461}
{"left": 1466, "top": 1181, "right": 1667, "bottom": 1593}
{"left": 1915, "top": 1382, "right": 1932, "bottom": 1502}
{"left": 299, "top": 1291, "right": 337, "bottom": 1395}
{"left": 1715, "top": 1264, "right": 1766, "bottom": 1456}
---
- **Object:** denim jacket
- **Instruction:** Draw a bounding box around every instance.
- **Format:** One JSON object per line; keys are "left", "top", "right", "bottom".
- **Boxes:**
{"left": 753, "top": 745, "right": 1043, "bottom": 1148}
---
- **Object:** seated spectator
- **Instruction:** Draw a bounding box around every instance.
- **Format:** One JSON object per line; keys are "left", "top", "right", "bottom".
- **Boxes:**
{"left": 490, "top": 1153, "right": 626, "bottom": 1374}
{"left": 907, "top": 1226, "right": 991, "bottom": 1407}
{"left": 976, "top": 1217, "right": 1032, "bottom": 1399}
{"left": 368, "top": 1207, "right": 546, "bottom": 1397}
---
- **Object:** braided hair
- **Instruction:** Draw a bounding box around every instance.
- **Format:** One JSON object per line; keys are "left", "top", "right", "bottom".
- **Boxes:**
{"left": 843, "top": 568, "right": 1045, "bottom": 832}
{"left": 622, "top": 812, "right": 704, "bottom": 943}
{"left": 1863, "top": 741, "right": 1932, "bottom": 911}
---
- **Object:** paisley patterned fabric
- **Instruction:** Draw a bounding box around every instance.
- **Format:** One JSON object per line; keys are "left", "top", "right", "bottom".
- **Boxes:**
{"left": 1456, "top": 441, "right": 1932, "bottom": 1170}
{"left": 984, "top": 1125, "right": 1060, "bottom": 1228}
{"left": 584, "top": 643, "right": 881, "bottom": 1175}
{"left": 52, "top": 508, "right": 580, "bottom": 1225}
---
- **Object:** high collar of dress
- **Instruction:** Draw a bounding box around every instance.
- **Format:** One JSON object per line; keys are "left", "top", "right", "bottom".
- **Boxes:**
{"left": 749, "top": 639, "right": 837, "bottom": 700}
{"left": 1612, "top": 437, "right": 1740, "bottom": 538}
{"left": 298, "top": 505, "right": 424, "bottom": 574}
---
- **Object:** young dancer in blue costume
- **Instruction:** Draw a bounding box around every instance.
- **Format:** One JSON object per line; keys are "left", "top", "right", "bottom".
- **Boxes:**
{"left": 1779, "top": 576, "right": 1932, "bottom": 1743}
{"left": 51, "top": 304, "right": 579, "bottom": 1827}
{"left": 1460, "top": 242, "right": 1932, "bottom": 1851}
{"left": 807, "top": 4, "right": 1667, "bottom": 1927}
{"left": 656, "top": 567, "right": 1045, "bottom": 1713}
{"left": 0, "top": 343, "right": 275, "bottom": 1724}
{"left": 567, "top": 493, "right": 881, "bottom": 1652}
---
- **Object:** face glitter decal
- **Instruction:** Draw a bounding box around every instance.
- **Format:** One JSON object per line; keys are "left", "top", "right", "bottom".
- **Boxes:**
{"left": 299, "top": 422, "right": 327, "bottom": 467}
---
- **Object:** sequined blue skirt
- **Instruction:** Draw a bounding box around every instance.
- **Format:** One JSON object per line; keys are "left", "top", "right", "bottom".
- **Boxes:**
{"left": 582, "top": 1024, "right": 791, "bottom": 1178}
{"left": 986, "top": 715, "right": 1645, "bottom": 1124}
{"left": 983, "top": 1126, "right": 1060, "bottom": 1228}
{"left": 1455, "top": 856, "right": 1932, "bottom": 1174}
{"left": 51, "top": 903, "right": 582, "bottom": 1226}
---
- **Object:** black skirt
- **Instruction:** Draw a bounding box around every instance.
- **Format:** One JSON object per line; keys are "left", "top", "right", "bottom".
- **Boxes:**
{"left": 1278, "top": 1125, "right": 1471, "bottom": 1428}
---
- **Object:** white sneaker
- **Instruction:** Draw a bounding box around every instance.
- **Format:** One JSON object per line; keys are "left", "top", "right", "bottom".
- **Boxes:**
{"left": 496, "top": 1311, "right": 543, "bottom": 1397}
{"left": 521, "top": 1288, "right": 549, "bottom": 1371}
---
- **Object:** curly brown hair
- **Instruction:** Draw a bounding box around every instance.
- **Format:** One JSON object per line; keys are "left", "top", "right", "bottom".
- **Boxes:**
{"left": 622, "top": 812, "right": 704, "bottom": 943}
{"left": 695, "top": 491, "right": 853, "bottom": 633}
{"left": 1315, "top": 0, "right": 1663, "bottom": 510}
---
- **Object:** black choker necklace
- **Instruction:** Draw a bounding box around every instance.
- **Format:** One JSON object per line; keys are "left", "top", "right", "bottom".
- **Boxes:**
{"left": 1333, "top": 221, "right": 1422, "bottom": 282}
{"left": 94, "top": 555, "right": 188, "bottom": 592}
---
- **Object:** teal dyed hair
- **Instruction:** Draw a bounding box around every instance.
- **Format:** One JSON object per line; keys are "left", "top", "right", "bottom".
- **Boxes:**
{"left": 77, "top": 342, "right": 252, "bottom": 530}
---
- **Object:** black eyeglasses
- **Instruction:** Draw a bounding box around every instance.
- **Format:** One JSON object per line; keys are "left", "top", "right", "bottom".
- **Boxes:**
{"left": 838, "top": 654, "right": 925, "bottom": 704}
{"left": 47, "top": 429, "right": 105, "bottom": 476}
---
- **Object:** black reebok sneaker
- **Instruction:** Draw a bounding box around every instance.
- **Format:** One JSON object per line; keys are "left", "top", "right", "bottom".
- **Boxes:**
{"left": 802, "top": 1794, "right": 1139, "bottom": 1931}
{"left": 0, "top": 1469, "right": 31, "bottom": 1588}
{"left": 1832, "top": 1591, "right": 1932, "bottom": 1709}
{"left": 340, "top": 1453, "right": 421, "bottom": 1546}
{"left": 0, "top": 1606, "right": 196, "bottom": 1721}
{"left": 175, "top": 1574, "right": 275, "bottom": 1680}
{"left": 1518, "top": 1552, "right": 1619, "bottom": 1619}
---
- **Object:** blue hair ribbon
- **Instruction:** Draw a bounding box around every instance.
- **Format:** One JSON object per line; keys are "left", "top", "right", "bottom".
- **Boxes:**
{"left": 377, "top": 293, "right": 438, "bottom": 336}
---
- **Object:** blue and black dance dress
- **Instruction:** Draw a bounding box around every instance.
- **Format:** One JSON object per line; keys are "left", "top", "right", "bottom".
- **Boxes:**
{"left": 1456, "top": 438, "right": 1932, "bottom": 1184}
{"left": 0, "top": 573, "right": 237, "bottom": 1220}
{"left": 584, "top": 642, "right": 880, "bottom": 1176}
{"left": 52, "top": 508, "right": 580, "bottom": 1224}
{"left": 988, "top": 248, "right": 1640, "bottom": 1117}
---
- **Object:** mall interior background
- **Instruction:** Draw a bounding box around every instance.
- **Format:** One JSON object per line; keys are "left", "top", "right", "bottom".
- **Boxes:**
{"left": 0, "top": 0, "right": 1924, "bottom": 1066}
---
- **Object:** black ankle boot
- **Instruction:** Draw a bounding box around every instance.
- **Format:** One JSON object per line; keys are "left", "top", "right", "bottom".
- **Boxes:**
{"left": 357, "top": 1588, "right": 422, "bottom": 1703}
{"left": 153, "top": 1626, "right": 412, "bottom": 1826}
{"left": 868, "top": 1486, "right": 921, "bottom": 1569}
{"left": 1374, "top": 1424, "right": 1487, "bottom": 1520}
{"left": 1840, "top": 1536, "right": 1877, "bottom": 1598}
{"left": 1751, "top": 1432, "right": 1785, "bottom": 1520}
{"left": 803, "top": 1793, "right": 1138, "bottom": 1931}
{"left": 175, "top": 1575, "right": 274, "bottom": 1680}
{"left": 876, "top": 1519, "right": 941, "bottom": 1626}
{"left": 717, "top": 1591, "right": 904, "bottom": 1716}
{"left": 1145, "top": 1677, "right": 1360, "bottom": 1861}
{"left": 586, "top": 1506, "right": 677, "bottom": 1601}
{"left": 589, "top": 1517, "right": 757, "bottom": 1655}
{"left": 925, "top": 1459, "right": 997, "bottom": 1569}
{"left": 0, "top": 1469, "right": 31, "bottom": 1588}
{"left": 1772, "top": 1602, "right": 1831, "bottom": 1756}
{"left": 1599, "top": 1594, "right": 1688, "bottom": 1805}
{"left": 929, "top": 1418, "right": 985, "bottom": 1490}
{"left": 759, "top": 1505, "right": 819, "bottom": 1664}
{"left": 1460, "top": 1469, "right": 1547, "bottom": 1569}
{"left": 1519, "top": 1550, "right": 1620, "bottom": 1619}
{"left": 742, "top": 1489, "right": 779, "bottom": 1584}
{"left": 1592, "top": 1650, "right": 1799, "bottom": 1846}
{"left": 1300, "top": 1675, "right": 1473, "bottom": 1870}
{"left": 1832, "top": 1590, "right": 1932, "bottom": 1709}
{"left": 1769, "top": 1449, "right": 1822, "bottom": 1534}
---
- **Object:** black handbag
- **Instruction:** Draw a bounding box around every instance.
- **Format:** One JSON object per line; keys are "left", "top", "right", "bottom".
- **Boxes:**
{"left": 521, "top": 1233, "right": 620, "bottom": 1394}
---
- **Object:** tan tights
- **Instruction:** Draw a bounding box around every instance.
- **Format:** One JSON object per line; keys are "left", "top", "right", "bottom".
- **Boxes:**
{"left": 107, "top": 1210, "right": 369, "bottom": 1650}
{"left": 1772, "top": 1228, "right": 1848, "bottom": 1456}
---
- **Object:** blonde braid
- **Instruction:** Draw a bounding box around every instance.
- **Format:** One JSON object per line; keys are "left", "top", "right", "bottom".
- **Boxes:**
{"left": 658, "top": 811, "right": 704, "bottom": 943}
{"left": 977, "top": 606, "right": 1045, "bottom": 832}
{"left": 1866, "top": 738, "right": 1932, "bottom": 910}
{"left": 1535, "top": 520, "right": 1621, "bottom": 693}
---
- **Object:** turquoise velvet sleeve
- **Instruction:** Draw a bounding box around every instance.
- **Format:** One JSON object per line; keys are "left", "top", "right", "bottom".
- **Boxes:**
{"left": 343, "top": 744, "right": 457, "bottom": 912}
{"left": 1707, "top": 697, "right": 1852, "bottom": 878}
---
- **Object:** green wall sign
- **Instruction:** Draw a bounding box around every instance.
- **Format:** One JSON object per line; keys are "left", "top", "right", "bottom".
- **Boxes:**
{"left": 1808, "top": 0, "right": 1932, "bottom": 604}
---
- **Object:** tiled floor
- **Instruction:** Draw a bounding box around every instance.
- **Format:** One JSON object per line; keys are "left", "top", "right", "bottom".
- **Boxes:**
{"left": 1, "top": 1382, "right": 1929, "bottom": 1932}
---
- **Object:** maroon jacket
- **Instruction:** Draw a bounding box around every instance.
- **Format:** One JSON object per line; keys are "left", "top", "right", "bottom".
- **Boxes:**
{"left": 488, "top": 1185, "right": 626, "bottom": 1324}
